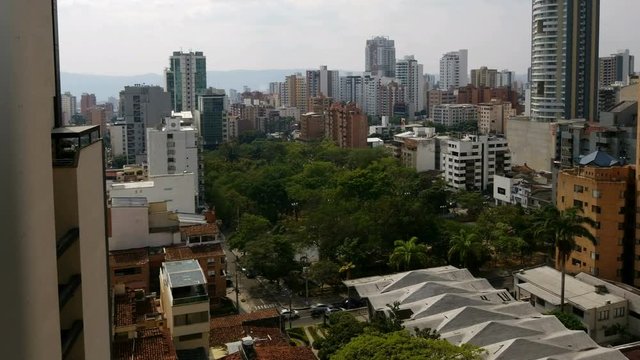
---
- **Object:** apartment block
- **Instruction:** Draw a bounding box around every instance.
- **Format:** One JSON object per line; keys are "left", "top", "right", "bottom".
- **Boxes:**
{"left": 440, "top": 134, "right": 511, "bottom": 191}
{"left": 439, "top": 49, "right": 468, "bottom": 90}
{"left": 299, "top": 112, "right": 326, "bottom": 142}
{"left": 61, "top": 91, "right": 77, "bottom": 125}
{"left": 556, "top": 152, "right": 635, "bottom": 284}
{"left": 478, "top": 99, "right": 515, "bottom": 134}
{"left": 109, "top": 172, "right": 197, "bottom": 214}
{"left": 427, "top": 89, "right": 456, "bottom": 116}
{"left": 195, "top": 88, "right": 227, "bottom": 150}
{"left": 326, "top": 102, "right": 368, "bottom": 148}
{"left": 395, "top": 55, "right": 425, "bottom": 116}
{"left": 109, "top": 248, "right": 151, "bottom": 292}
{"left": 432, "top": 104, "right": 478, "bottom": 127}
{"left": 80, "top": 92, "right": 96, "bottom": 116}
{"left": 160, "top": 260, "right": 210, "bottom": 351}
{"left": 600, "top": 49, "right": 635, "bottom": 87}
{"left": 365, "top": 36, "right": 396, "bottom": 77}
{"left": 393, "top": 128, "right": 440, "bottom": 172}
{"left": 165, "top": 51, "right": 207, "bottom": 112}
{"left": 470, "top": 66, "right": 498, "bottom": 88}
{"left": 147, "top": 114, "right": 202, "bottom": 206}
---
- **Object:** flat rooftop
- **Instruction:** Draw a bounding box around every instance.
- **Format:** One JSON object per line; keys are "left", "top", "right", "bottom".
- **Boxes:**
{"left": 514, "top": 266, "right": 625, "bottom": 309}
{"left": 164, "top": 244, "right": 224, "bottom": 261}
{"left": 163, "top": 260, "right": 206, "bottom": 288}
{"left": 109, "top": 248, "right": 149, "bottom": 267}
{"left": 111, "top": 196, "right": 148, "bottom": 207}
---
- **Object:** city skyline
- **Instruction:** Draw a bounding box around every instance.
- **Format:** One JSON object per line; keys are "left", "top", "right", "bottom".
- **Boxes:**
{"left": 58, "top": 0, "right": 640, "bottom": 76}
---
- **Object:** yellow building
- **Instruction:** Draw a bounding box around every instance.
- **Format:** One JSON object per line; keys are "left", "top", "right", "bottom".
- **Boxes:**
{"left": 556, "top": 151, "right": 635, "bottom": 284}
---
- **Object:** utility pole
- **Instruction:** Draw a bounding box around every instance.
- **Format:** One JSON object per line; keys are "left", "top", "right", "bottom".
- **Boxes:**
{"left": 235, "top": 255, "right": 240, "bottom": 314}
{"left": 289, "top": 291, "right": 293, "bottom": 329}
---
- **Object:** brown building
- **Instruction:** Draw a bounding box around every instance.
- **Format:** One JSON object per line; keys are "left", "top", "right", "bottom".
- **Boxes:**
{"left": 110, "top": 248, "right": 151, "bottom": 291}
{"left": 164, "top": 243, "right": 227, "bottom": 301}
{"left": 456, "top": 85, "right": 521, "bottom": 114}
{"left": 427, "top": 89, "right": 456, "bottom": 116}
{"left": 309, "top": 96, "right": 332, "bottom": 114}
{"left": 299, "top": 112, "right": 325, "bottom": 142}
{"left": 470, "top": 66, "right": 498, "bottom": 88}
{"left": 326, "top": 103, "right": 368, "bottom": 148}
{"left": 81, "top": 92, "right": 97, "bottom": 116}
{"left": 556, "top": 151, "right": 635, "bottom": 284}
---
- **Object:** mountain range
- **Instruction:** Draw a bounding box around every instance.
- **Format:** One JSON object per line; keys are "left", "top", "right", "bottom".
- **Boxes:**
{"left": 61, "top": 69, "right": 306, "bottom": 101}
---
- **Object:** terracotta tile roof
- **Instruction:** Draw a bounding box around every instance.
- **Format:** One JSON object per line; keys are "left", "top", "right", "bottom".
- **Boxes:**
{"left": 220, "top": 346, "right": 316, "bottom": 360}
{"left": 210, "top": 309, "right": 281, "bottom": 346}
{"left": 110, "top": 248, "right": 149, "bottom": 267}
{"left": 181, "top": 223, "right": 219, "bottom": 237}
{"left": 113, "top": 289, "right": 160, "bottom": 329}
{"left": 112, "top": 328, "right": 177, "bottom": 360}
{"left": 165, "top": 243, "right": 224, "bottom": 261}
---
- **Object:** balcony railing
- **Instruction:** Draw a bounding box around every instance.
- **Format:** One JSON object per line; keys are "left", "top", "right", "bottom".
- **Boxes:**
{"left": 61, "top": 320, "right": 83, "bottom": 359}
{"left": 52, "top": 126, "right": 101, "bottom": 167}
{"left": 173, "top": 294, "right": 209, "bottom": 306}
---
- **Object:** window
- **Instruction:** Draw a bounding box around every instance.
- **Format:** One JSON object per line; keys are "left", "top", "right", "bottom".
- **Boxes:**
{"left": 573, "top": 200, "right": 583, "bottom": 208}
{"left": 574, "top": 185, "right": 584, "bottom": 193}
{"left": 178, "top": 333, "right": 202, "bottom": 342}
{"left": 598, "top": 310, "right": 610, "bottom": 321}
{"left": 114, "top": 267, "right": 142, "bottom": 276}
{"left": 593, "top": 222, "right": 601, "bottom": 229}
{"left": 536, "top": 296, "right": 546, "bottom": 307}
{"left": 207, "top": 257, "right": 215, "bottom": 264}
{"left": 208, "top": 270, "right": 216, "bottom": 277}
{"left": 592, "top": 190, "right": 601, "bottom": 198}
{"left": 591, "top": 205, "right": 601, "bottom": 214}
{"left": 167, "top": 134, "right": 173, "bottom": 139}
{"left": 604, "top": 326, "right": 617, "bottom": 337}
{"left": 174, "top": 311, "right": 209, "bottom": 326}
{"left": 497, "top": 187, "right": 506, "bottom": 195}
{"left": 572, "top": 258, "right": 581, "bottom": 266}
{"left": 614, "top": 307, "right": 625, "bottom": 318}
{"left": 572, "top": 307, "right": 585, "bottom": 318}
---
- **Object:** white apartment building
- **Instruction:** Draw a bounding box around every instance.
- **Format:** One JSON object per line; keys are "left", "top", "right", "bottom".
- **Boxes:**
{"left": 393, "top": 128, "right": 440, "bottom": 172}
{"left": 478, "top": 99, "right": 515, "bottom": 134}
{"left": 109, "top": 172, "right": 197, "bottom": 214}
{"left": 395, "top": 55, "right": 425, "bottom": 117}
{"left": 432, "top": 104, "right": 477, "bottom": 127}
{"left": 493, "top": 175, "right": 532, "bottom": 208}
{"left": 147, "top": 113, "right": 201, "bottom": 204}
{"left": 440, "top": 134, "right": 511, "bottom": 191}
{"left": 61, "top": 91, "right": 76, "bottom": 125}
{"left": 339, "top": 75, "right": 364, "bottom": 107}
{"left": 109, "top": 121, "right": 127, "bottom": 157}
{"left": 439, "top": 49, "right": 468, "bottom": 90}
{"left": 160, "top": 260, "right": 210, "bottom": 350}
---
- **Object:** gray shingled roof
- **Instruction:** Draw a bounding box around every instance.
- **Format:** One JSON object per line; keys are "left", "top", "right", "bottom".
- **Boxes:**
{"left": 578, "top": 150, "right": 619, "bottom": 167}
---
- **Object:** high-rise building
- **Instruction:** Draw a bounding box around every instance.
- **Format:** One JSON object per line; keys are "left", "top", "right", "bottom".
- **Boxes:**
{"left": 164, "top": 51, "right": 207, "bottom": 112}
{"left": 530, "top": 0, "right": 600, "bottom": 122}
{"left": 432, "top": 104, "right": 478, "bottom": 128}
{"left": 306, "top": 66, "right": 339, "bottom": 111}
{"left": 600, "top": 49, "right": 635, "bottom": 87}
{"left": 470, "top": 67, "right": 498, "bottom": 88}
{"left": 3, "top": 0, "right": 111, "bottom": 357}
{"left": 285, "top": 73, "right": 307, "bottom": 113}
{"left": 427, "top": 89, "right": 457, "bottom": 117}
{"left": 339, "top": 75, "right": 364, "bottom": 107}
{"left": 147, "top": 114, "right": 202, "bottom": 207}
{"left": 196, "top": 88, "right": 227, "bottom": 150}
{"left": 118, "top": 85, "right": 172, "bottom": 164}
{"left": 439, "top": 49, "right": 468, "bottom": 90}
{"left": 80, "top": 92, "right": 96, "bottom": 116}
{"left": 556, "top": 152, "right": 635, "bottom": 284}
{"left": 395, "top": 55, "right": 425, "bottom": 116}
{"left": 61, "top": 91, "right": 77, "bottom": 125}
{"left": 326, "top": 103, "right": 368, "bottom": 148}
{"left": 478, "top": 99, "right": 515, "bottom": 134}
{"left": 365, "top": 36, "right": 396, "bottom": 77}
{"left": 497, "top": 69, "right": 516, "bottom": 88}
{"left": 299, "top": 112, "right": 326, "bottom": 142}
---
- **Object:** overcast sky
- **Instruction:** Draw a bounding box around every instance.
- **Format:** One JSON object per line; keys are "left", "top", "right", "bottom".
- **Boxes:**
{"left": 58, "top": 0, "right": 640, "bottom": 76}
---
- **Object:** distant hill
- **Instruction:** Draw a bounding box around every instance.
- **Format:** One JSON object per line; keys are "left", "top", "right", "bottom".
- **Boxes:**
{"left": 61, "top": 69, "right": 306, "bottom": 101}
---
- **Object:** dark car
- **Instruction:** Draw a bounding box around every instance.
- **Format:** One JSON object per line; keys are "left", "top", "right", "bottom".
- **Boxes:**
{"left": 245, "top": 269, "right": 257, "bottom": 278}
{"left": 310, "top": 304, "right": 332, "bottom": 317}
{"left": 342, "top": 298, "right": 365, "bottom": 309}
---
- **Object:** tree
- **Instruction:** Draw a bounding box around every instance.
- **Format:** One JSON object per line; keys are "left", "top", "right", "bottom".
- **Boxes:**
{"left": 110, "top": 155, "right": 128, "bottom": 169}
{"left": 242, "top": 235, "right": 296, "bottom": 281}
{"left": 314, "top": 312, "right": 365, "bottom": 360}
{"left": 388, "top": 237, "right": 431, "bottom": 271}
{"left": 534, "top": 206, "right": 597, "bottom": 311}
{"left": 331, "top": 331, "right": 484, "bottom": 360}
{"left": 447, "top": 229, "right": 486, "bottom": 271}
{"left": 307, "top": 260, "right": 340, "bottom": 288}
{"left": 453, "top": 191, "right": 485, "bottom": 219}
{"left": 370, "top": 302, "right": 404, "bottom": 334}
{"left": 229, "top": 213, "right": 270, "bottom": 252}
{"left": 548, "top": 310, "right": 586, "bottom": 331}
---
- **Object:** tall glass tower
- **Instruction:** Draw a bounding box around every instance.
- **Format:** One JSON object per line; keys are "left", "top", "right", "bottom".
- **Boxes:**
{"left": 165, "top": 51, "right": 207, "bottom": 112}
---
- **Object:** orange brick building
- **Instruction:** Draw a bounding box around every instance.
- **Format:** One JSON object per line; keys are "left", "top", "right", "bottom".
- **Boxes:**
{"left": 299, "top": 112, "right": 325, "bottom": 142}
{"left": 109, "top": 248, "right": 151, "bottom": 291}
{"left": 556, "top": 152, "right": 635, "bottom": 284}
{"left": 326, "top": 103, "right": 368, "bottom": 148}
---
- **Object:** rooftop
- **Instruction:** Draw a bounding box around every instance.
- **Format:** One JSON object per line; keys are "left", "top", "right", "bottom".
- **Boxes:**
{"left": 165, "top": 244, "right": 224, "bottom": 261}
{"left": 515, "top": 266, "right": 626, "bottom": 309}
{"left": 111, "top": 181, "right": 155, "bottom": 190}
{"left": 112, "top": 328, "right": 177, "bottom": 360}
{"left": 113, "top": 288, "right": 159, "bottom": 329}
{"left": 111, "top": 197, "right": 149, "bottom": 207}
{"left": 221, "top": 346, "right": 316, "bottom": 360}
{"left": 578, "top": 150, "right": 620, "bottom": 167}
{"left": 109, "top": 248, "right": 149, "bottom": 267}
{"left": 345, "top": 266, "right": 626, "bottom": 360}
{"left": 163, "top": 260, "right": 206, "bottom": 288}
{"left": 181, "top": 223, "right": 220, "bottom": 238}
{"left": 209, "top": 309, "right": 282, "bottom": 346}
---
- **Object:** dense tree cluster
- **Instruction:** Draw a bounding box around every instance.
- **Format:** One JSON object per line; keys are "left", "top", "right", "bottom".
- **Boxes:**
{"left": 204, "top": 139, "right": 542, "bottom": 281}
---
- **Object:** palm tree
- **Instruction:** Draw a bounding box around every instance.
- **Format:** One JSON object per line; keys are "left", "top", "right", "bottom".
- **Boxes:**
{"left": 534, "top": 206, "right": 597, "bottom": 311}
{"left": 448, "top": 229, "right": 484, "bottom": 271}
{"left": 388, "top": 237, "right": 431, "bottom": 271}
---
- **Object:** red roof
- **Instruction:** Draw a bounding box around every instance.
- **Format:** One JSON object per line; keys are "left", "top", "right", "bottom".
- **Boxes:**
{"left": 210, "top": 309, "right": 281, "bottom": 346}
{"left": 109, "top": 248, "right": 149, "bottom": 267}
{"left": 165, "top": 243, "right": 224, "bottom": 261}
{"left": 221, "top": 346, "right": 316, "bottom": 360}
{"left": 181, "top": 223, "right": 219, "bottom": 237}
{"left": 112, "top": 328, "right": 177, "bottom": 360}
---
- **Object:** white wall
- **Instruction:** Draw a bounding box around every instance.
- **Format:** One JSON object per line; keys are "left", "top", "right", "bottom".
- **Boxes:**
{"left": 506, "top": 118, "right": 555, "bottom": 172}
{"left": 109, "top": 173, "right": 196, "bottom": 213}
{"left": 109, "top": 206, "right": 150, "bottom": 251}
{"left": 493, "top": 175, "right": 513, "bottom": 204}
{"left": 109, "top": 124, "right": 126, "bottom": 157}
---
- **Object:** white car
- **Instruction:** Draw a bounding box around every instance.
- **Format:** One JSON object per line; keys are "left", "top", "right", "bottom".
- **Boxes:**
{"left": 280, "top": 308, "right": 300, "bottom": 319}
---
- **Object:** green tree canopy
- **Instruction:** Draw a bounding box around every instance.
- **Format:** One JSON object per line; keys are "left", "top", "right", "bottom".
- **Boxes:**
{"left": 448, "top": 229, "right": 488, "bottom": 272}
{"left": 229, "top": 213, "right": 270, "bottom": 252}
{"left": 332, "top": 331, "right": 484, "bottom": 360}
{"left": 388, "top": 237, "right": 431, "bottom": 271}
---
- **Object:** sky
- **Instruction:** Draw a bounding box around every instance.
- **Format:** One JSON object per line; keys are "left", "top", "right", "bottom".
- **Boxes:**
{"left": 58, "top": 0, "right": 640, "bottom": 76}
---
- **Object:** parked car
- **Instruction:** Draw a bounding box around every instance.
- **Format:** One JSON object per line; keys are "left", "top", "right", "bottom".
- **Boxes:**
{"left": 342, "top": 298, "right": 365, "bottom": 309}
{"left": 310, "top": 304, "right": 332, "bottom": 317}
{"left": 280, "top": 308, "right": 300, "bottom": 319}
{"left": 324, "top": 307, "right": 345, "bottom": 317}
{"left": 245, "top": 269, "right": 258, "bottom": 278}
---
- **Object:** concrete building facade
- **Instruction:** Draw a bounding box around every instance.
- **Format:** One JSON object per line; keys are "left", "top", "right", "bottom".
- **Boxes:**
{"left": 432, "top": 104, "right": 478, "bottom": 128}
{"left": 365, "top": 36, "right": 396, "bottom": 77}
{"left": 395, "top": 55, "right": 425, "bottom": 116}
{"left": 470, "top": 66, "right": 498, "bottom": 88}
{"left": 165, "top": 51, "right": 207, "bottom": 112}
{"left": 195, "top": 88, "right": 227, "bottom": 150}
{"left": 439, "top": 49, "right": 468, "bottom": 90}
{"left": 61, "top": 91, "right": 77, "bottom": 125}
{"left": 600, "top": 49, "right": 635, "bottom": 87}
{"left": 326, "top": 102, "right": 368, "bottom": 148}
{"left": 478, "top": 99, "right": 515, "bottom": 134}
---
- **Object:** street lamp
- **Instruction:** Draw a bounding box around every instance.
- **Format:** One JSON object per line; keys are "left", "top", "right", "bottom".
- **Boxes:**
{"left": 235, "top": 255, "right": 240, "bottom": 314}
{"left": 300, "top": 255, "right": 309, "bottom": 305}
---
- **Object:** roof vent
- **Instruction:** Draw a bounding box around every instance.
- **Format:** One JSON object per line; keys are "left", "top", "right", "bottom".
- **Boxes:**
{"left": 595, "top": 285, "right": 608, "bottom": 294}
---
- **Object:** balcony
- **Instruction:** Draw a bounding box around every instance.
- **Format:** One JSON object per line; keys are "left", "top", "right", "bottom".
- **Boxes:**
{"left": 58, "top": 274, "right": 81, "bottom": 309}
{"left": 61, "top": 320, "right": 83, "bottom": 359}
{"left": 52, "top": 126, "right": 101, "bottom": 167}
{"left": 56, "top": 227, "right": 79, "bottom": 258}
